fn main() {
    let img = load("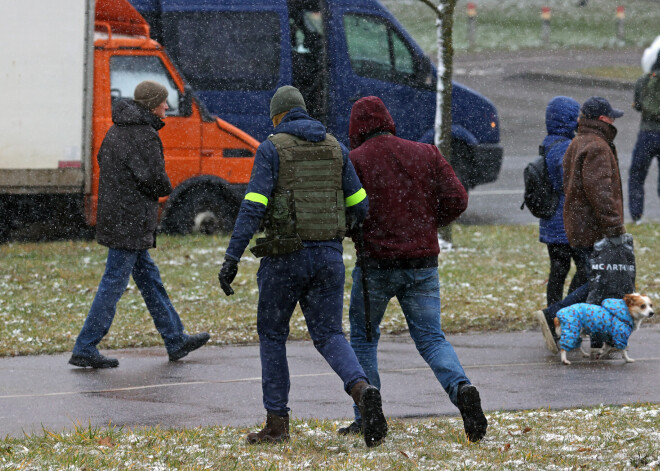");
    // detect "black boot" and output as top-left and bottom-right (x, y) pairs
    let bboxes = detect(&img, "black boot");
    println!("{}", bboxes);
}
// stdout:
(168, 332), (210, 361)
(457, 383), (488, 442)
(246, 412), (290, 444)
(68, 353), (119, 369)
(350, 381), (387, 447)
(337, 421), (362, 436)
